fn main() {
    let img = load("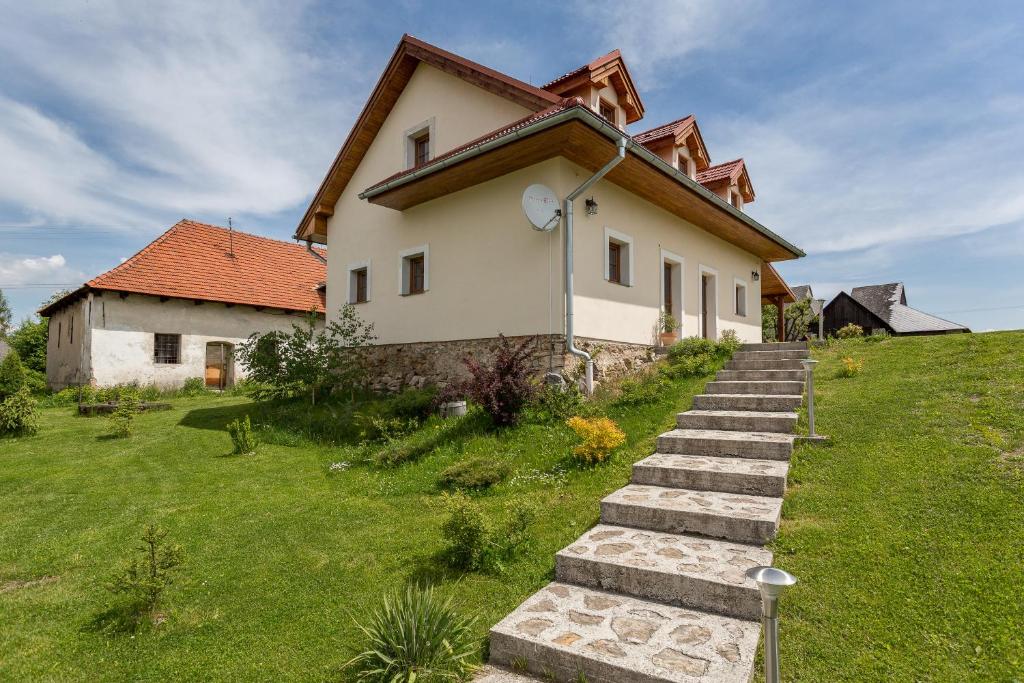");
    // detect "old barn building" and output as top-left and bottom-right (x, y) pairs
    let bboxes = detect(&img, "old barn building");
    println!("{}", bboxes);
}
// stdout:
(823, 282), (969, 337)
(40, 220), (326, 390)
